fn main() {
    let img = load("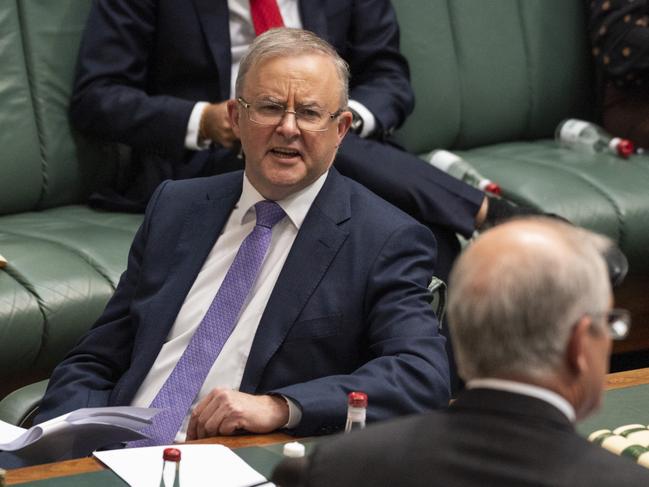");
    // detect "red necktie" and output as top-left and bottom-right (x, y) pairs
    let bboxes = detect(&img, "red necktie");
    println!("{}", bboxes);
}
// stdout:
(250, 0), (285, 36)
